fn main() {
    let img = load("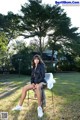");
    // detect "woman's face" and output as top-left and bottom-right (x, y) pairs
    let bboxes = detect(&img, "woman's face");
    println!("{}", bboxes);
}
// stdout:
(34, 58), (39, 65)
